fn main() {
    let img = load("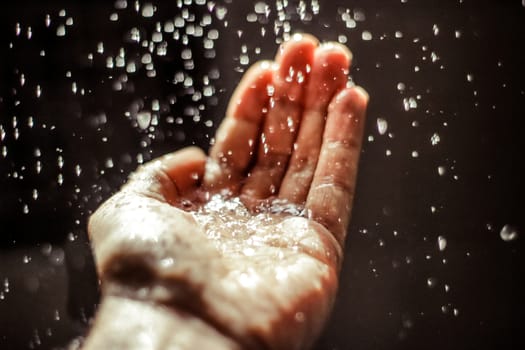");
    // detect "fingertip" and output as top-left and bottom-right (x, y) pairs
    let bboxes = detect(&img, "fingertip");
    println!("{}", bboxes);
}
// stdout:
(330, 85), (369, 113)
(352, 85), (370, 104)
(289, 32), (320, 47)
(161, 147), (207, 190)
(317, 42), (353, 67)
(245, 60), (274, 79)
(275, 33), (318, 71)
